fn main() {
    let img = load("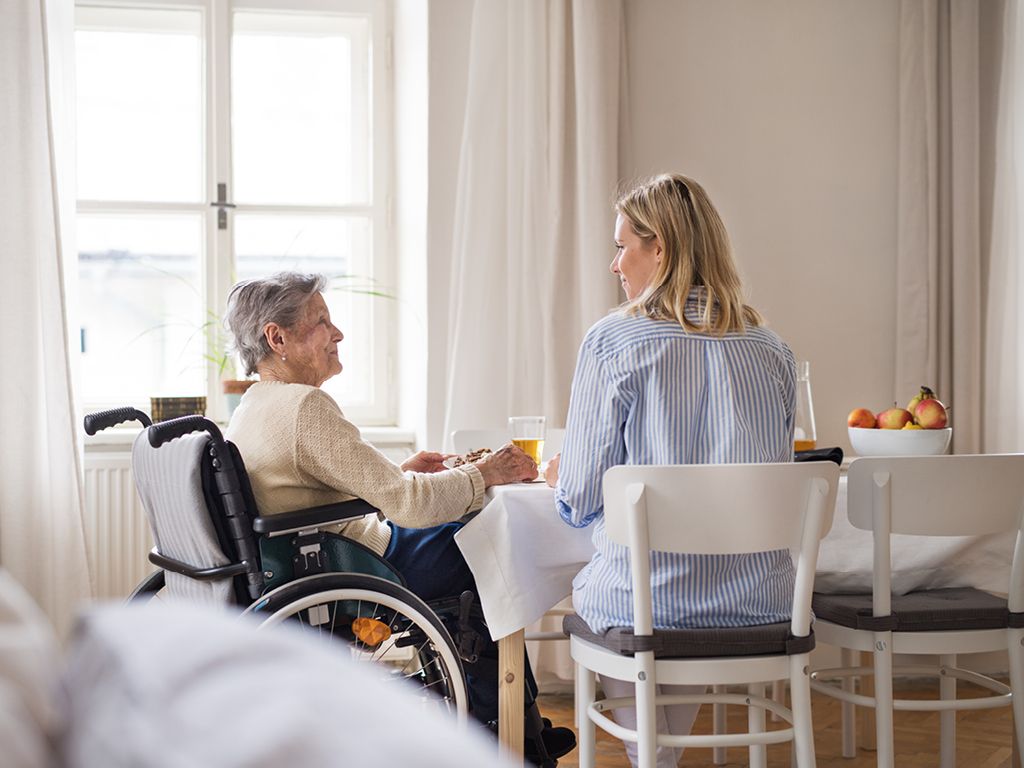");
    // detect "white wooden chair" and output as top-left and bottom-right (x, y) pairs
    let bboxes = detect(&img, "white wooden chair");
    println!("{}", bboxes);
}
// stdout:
(566, 462), (839, 768)
(809, 454), (1024, 768)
